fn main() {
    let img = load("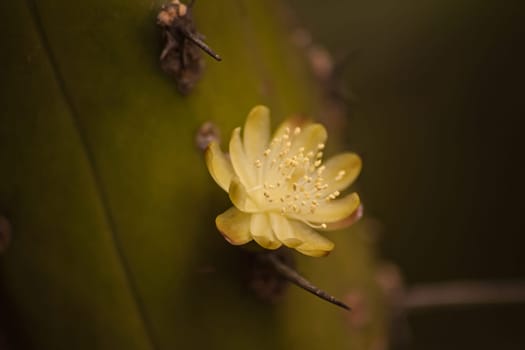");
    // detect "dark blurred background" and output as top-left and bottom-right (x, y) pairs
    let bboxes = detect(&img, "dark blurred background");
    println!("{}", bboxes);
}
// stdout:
(288, 0), (525, 349)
